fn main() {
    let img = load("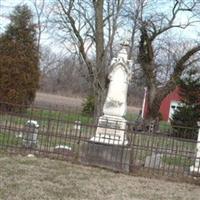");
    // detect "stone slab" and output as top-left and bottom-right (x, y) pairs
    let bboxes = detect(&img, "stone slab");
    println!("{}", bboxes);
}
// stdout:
(144, 153), (163, 169)
(81, 141), (130, 172)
